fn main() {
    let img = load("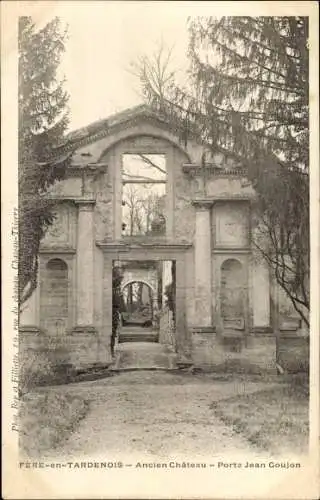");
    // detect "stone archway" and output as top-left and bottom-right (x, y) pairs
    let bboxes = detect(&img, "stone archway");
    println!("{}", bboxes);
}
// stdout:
(121, 279), (156, 296)
(121, 280), (156, 327)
